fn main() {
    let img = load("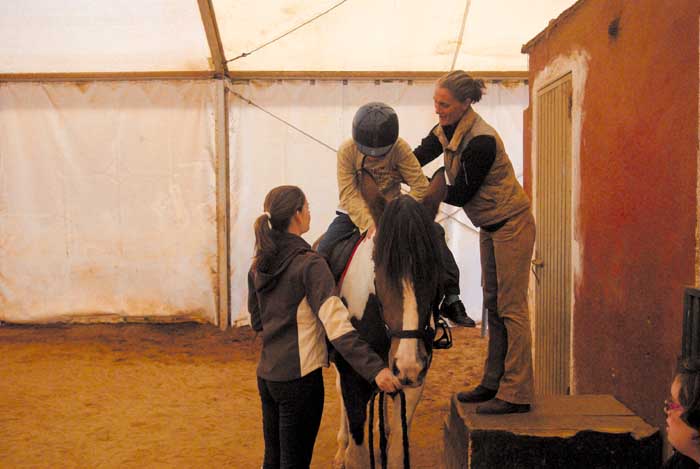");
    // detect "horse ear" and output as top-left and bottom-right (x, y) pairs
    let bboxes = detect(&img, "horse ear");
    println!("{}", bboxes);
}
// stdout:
(422, 167), (447, 219)
(358, 169), (386, 226)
